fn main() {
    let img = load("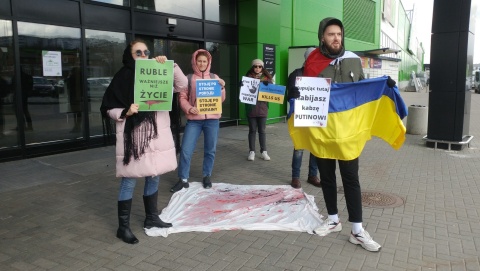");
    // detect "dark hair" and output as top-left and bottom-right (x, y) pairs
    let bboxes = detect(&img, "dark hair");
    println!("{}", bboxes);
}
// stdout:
(130, 39), (146, 47)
